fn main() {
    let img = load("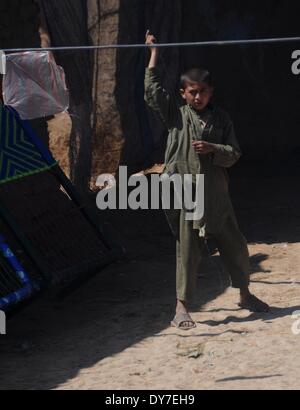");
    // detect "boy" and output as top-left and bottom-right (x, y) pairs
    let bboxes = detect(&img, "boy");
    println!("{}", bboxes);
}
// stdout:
(144, 31), (269, 330)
